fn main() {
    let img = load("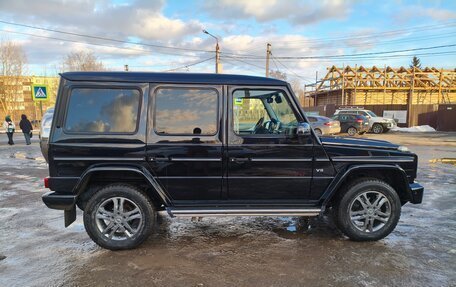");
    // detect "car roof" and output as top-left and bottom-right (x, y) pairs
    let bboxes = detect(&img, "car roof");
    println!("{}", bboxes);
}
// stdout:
(60, 72), (288, 86)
